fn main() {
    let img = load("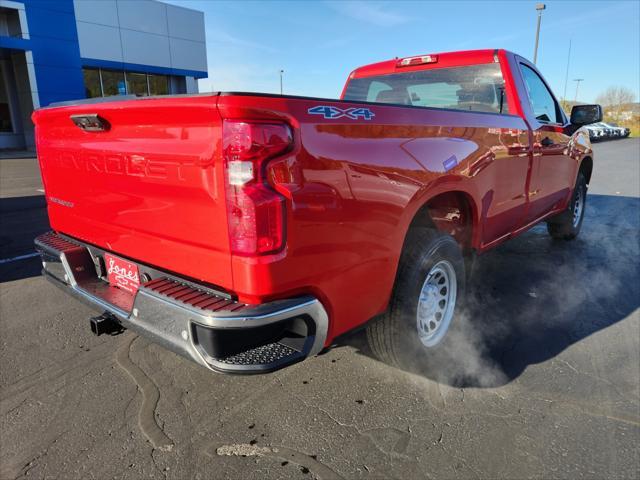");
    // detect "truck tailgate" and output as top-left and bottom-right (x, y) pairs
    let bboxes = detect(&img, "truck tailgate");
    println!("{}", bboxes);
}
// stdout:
(33, 94), (232, 289)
